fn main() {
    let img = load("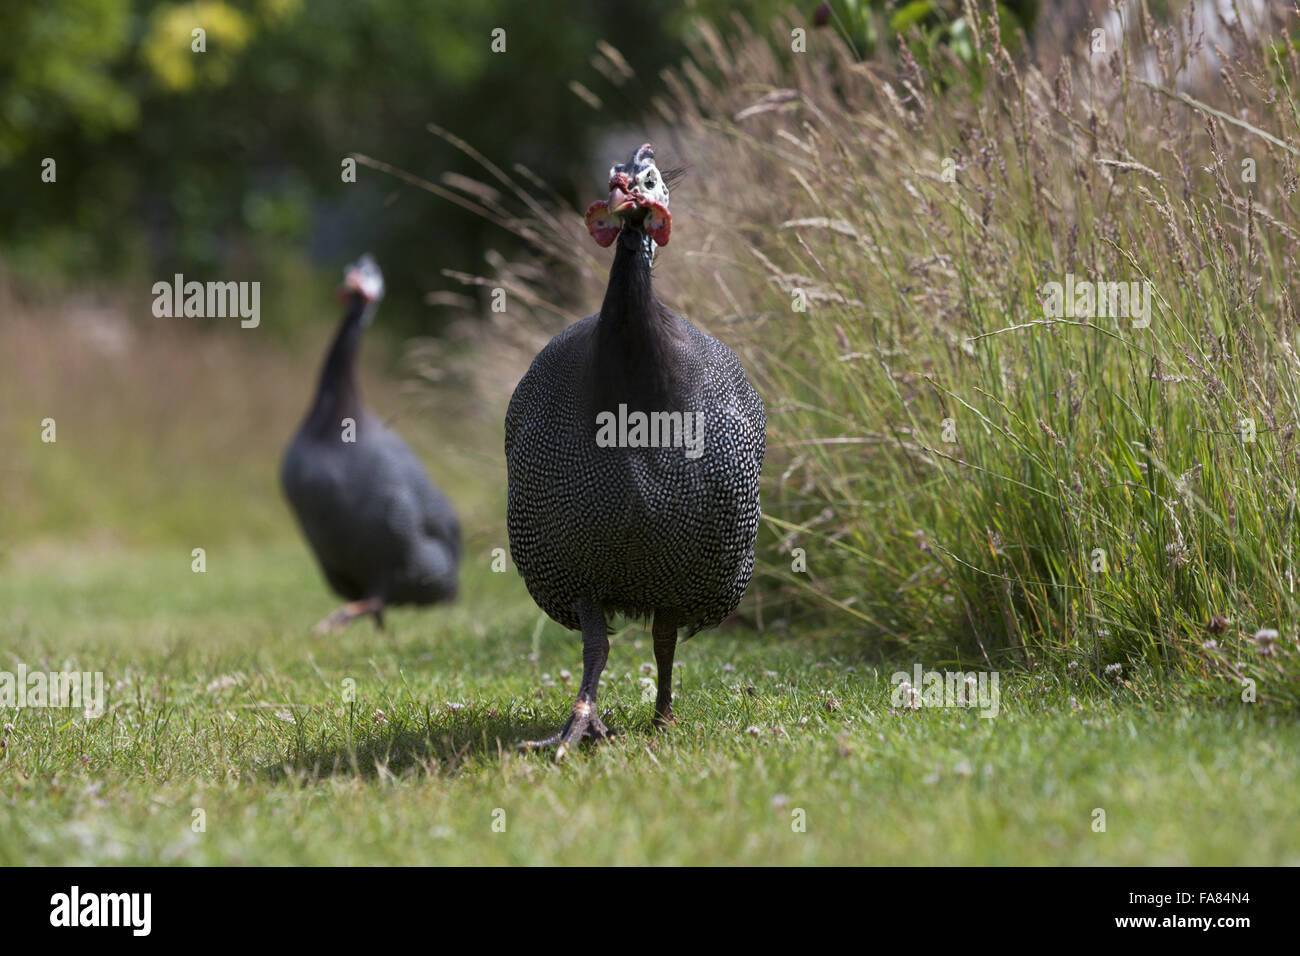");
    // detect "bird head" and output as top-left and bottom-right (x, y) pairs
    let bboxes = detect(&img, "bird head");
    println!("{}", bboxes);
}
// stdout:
(338, 254), (385, 307)
(585, 143), (672, 248)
